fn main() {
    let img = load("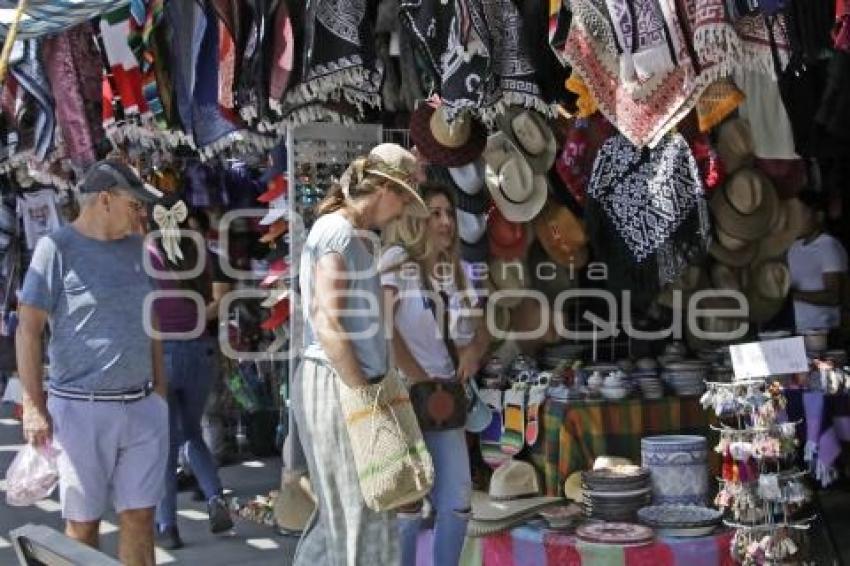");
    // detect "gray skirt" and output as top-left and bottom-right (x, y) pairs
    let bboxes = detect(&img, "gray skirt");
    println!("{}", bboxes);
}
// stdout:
(292, 359), (399, 566)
